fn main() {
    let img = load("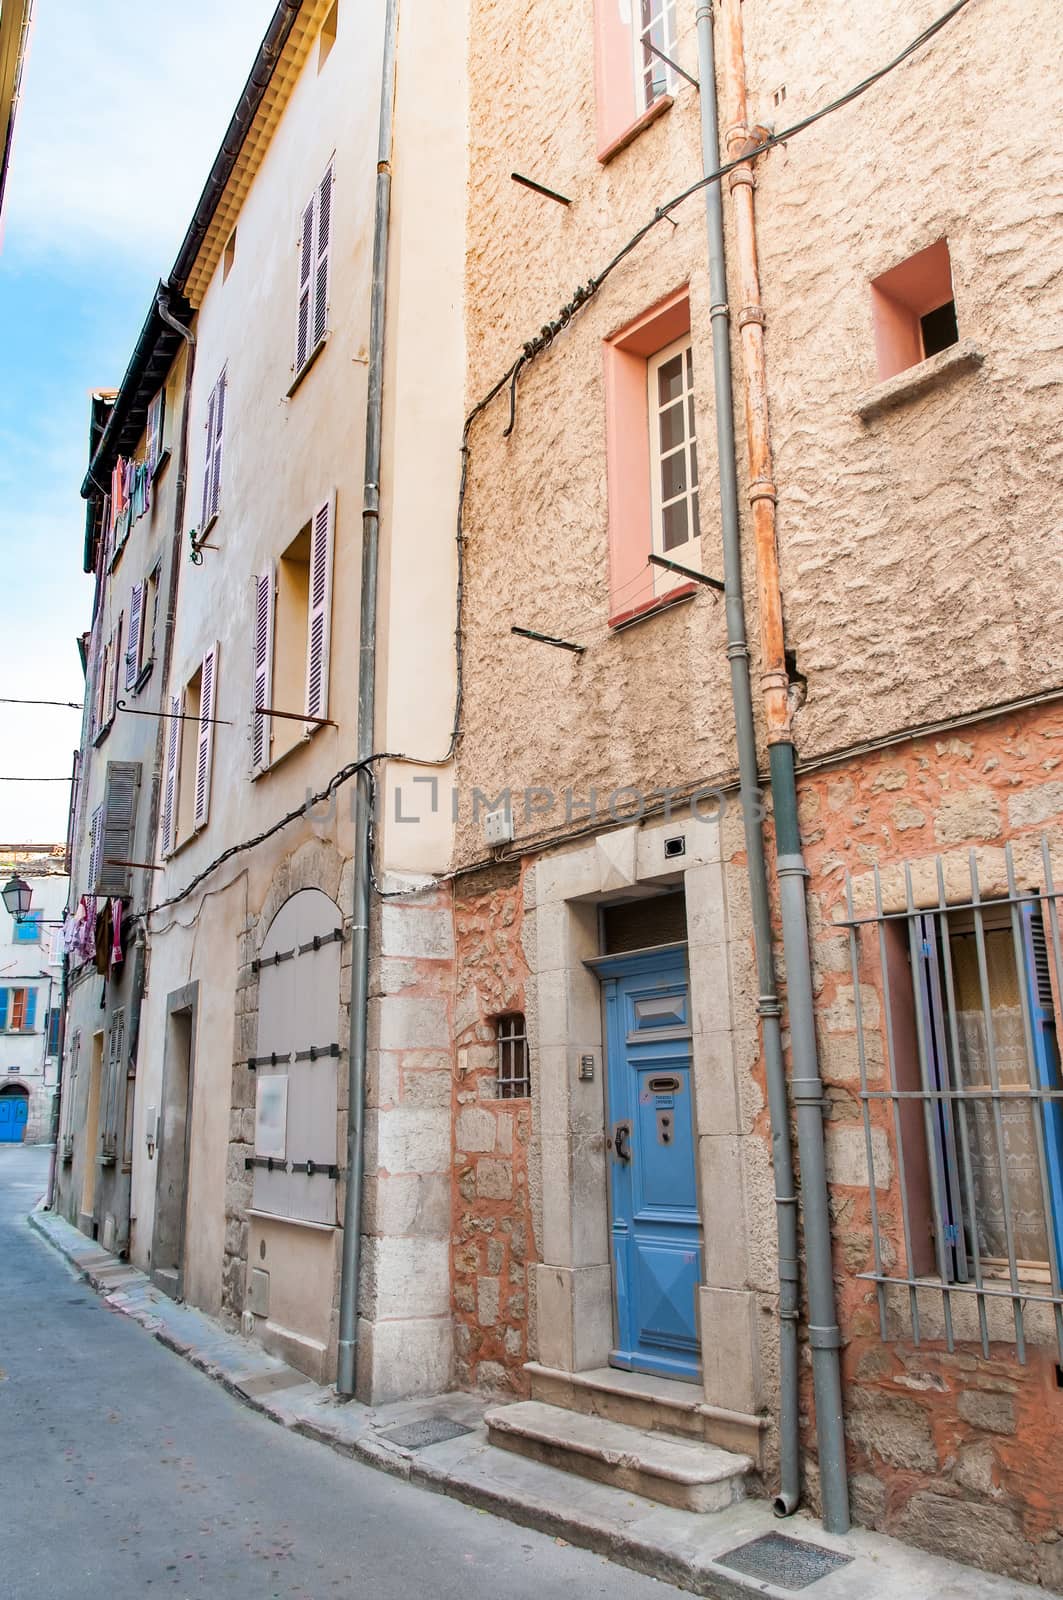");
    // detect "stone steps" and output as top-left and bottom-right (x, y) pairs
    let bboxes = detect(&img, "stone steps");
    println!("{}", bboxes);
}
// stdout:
(484, 1399), (753, 1513)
